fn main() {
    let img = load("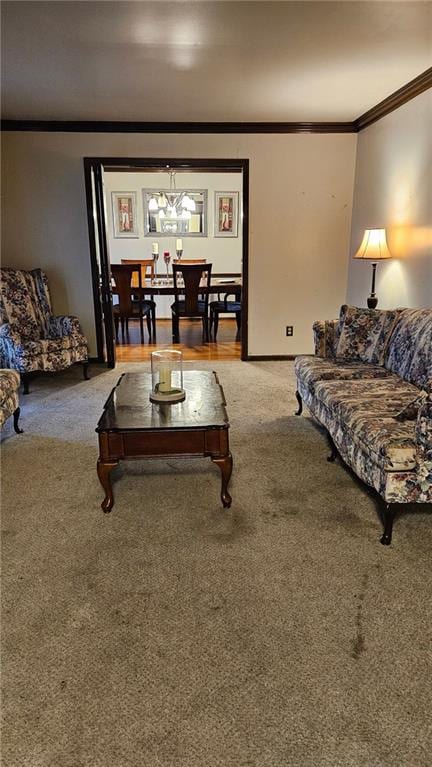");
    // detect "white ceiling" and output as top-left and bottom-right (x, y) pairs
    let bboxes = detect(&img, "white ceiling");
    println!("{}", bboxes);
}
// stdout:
(1, 1), (431, 122)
